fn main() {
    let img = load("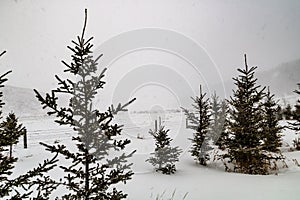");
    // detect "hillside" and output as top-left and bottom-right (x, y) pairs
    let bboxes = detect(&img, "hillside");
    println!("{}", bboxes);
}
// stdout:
(214, 59), (300, 101)
(1, 85), (44, 117)
(1, 58), (299, 116)
(256, 59), (300, 96)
